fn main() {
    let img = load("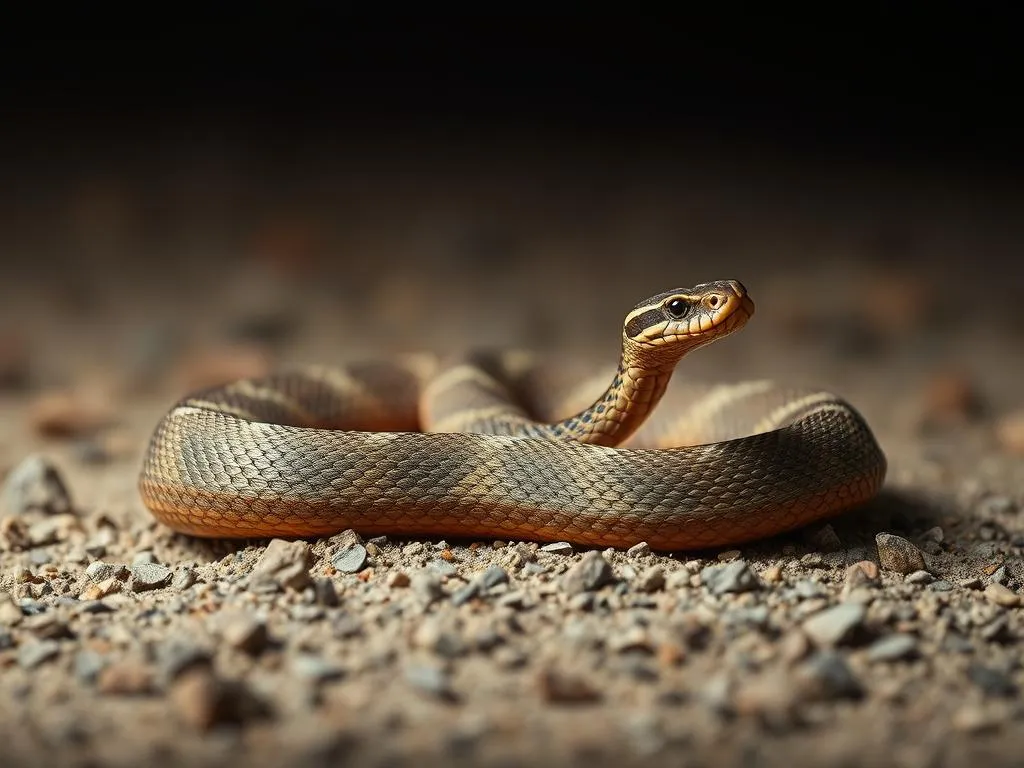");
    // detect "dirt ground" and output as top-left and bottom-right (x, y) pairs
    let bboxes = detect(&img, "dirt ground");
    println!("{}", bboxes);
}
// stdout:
(1, 137), (1023, 767)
